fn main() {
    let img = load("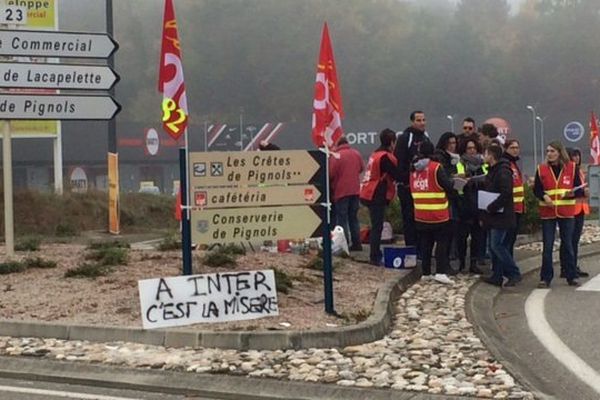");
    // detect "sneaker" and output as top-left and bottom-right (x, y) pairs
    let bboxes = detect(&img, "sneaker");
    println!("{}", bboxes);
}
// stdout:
(434, 273), (454, 284)
(482, 276), (503, 287)
(421, 274), (432, 281)
(577, 268), (590, 278)
(567, 280), (580, 287)
(504, 276), (522, 287)
(469, 265), (483, 275)
(537, 281), (550, 289)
